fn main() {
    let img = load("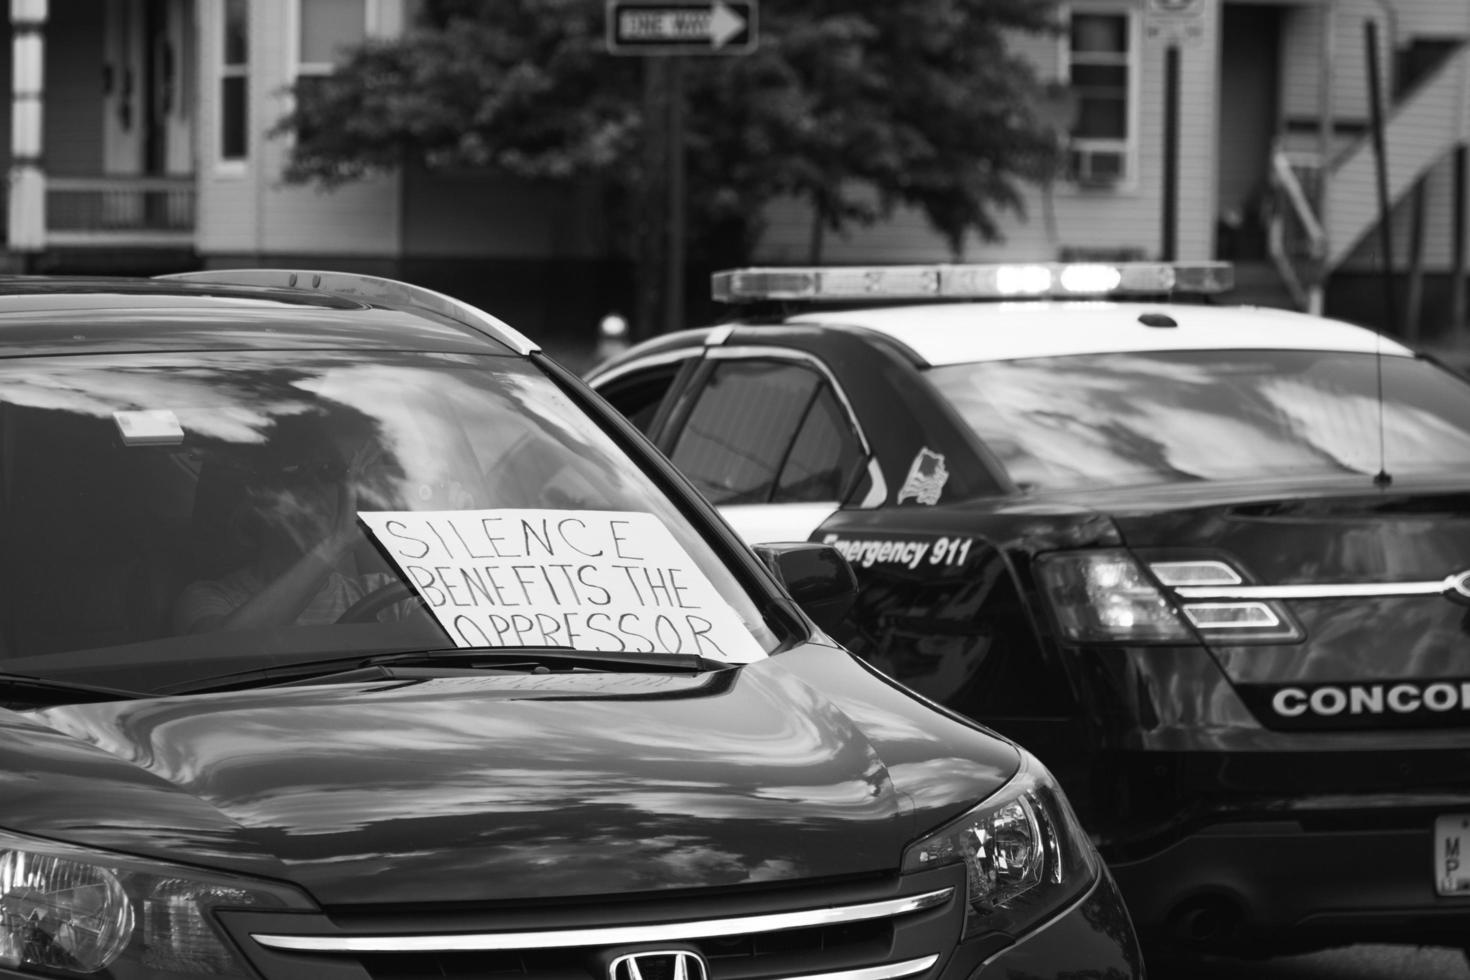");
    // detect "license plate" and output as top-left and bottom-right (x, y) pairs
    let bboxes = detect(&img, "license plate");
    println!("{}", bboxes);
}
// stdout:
(1434, 815), (1470, 895)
